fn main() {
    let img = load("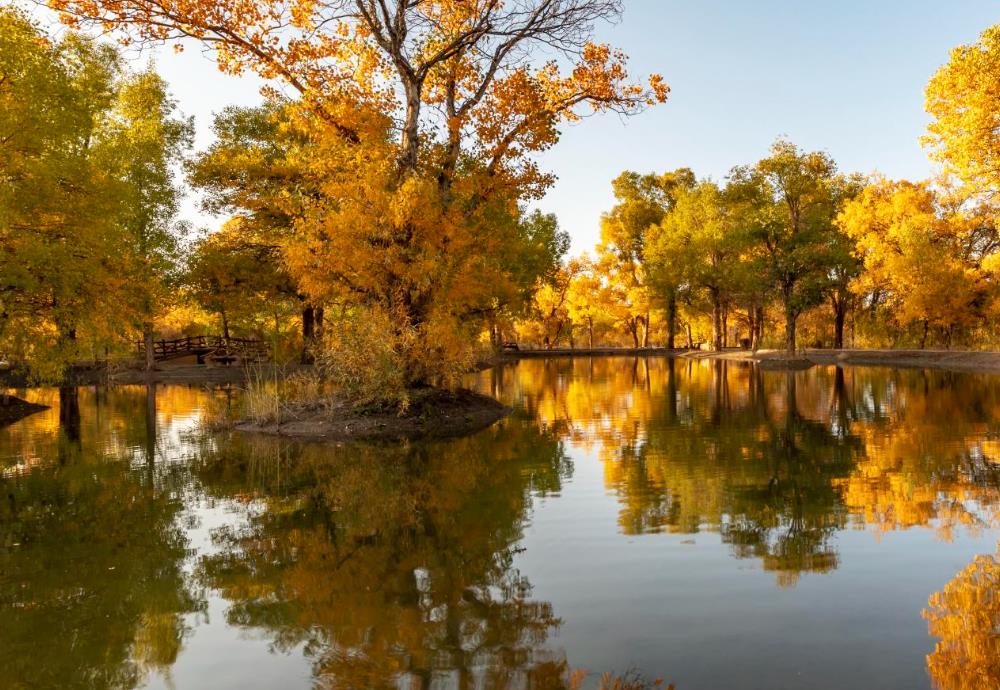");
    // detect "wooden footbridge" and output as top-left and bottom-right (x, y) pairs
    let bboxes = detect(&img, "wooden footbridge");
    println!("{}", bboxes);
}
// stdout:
(137, 335), (270, 365)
